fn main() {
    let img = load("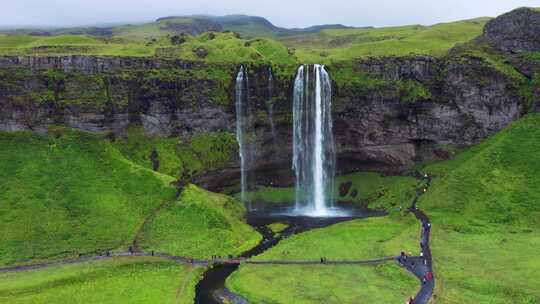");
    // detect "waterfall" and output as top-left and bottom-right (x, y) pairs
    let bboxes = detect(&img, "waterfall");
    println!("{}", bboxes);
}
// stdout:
(266, 67), (277, 141)
(292, 64), (336, 216)
(235, 66), (250, 204)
